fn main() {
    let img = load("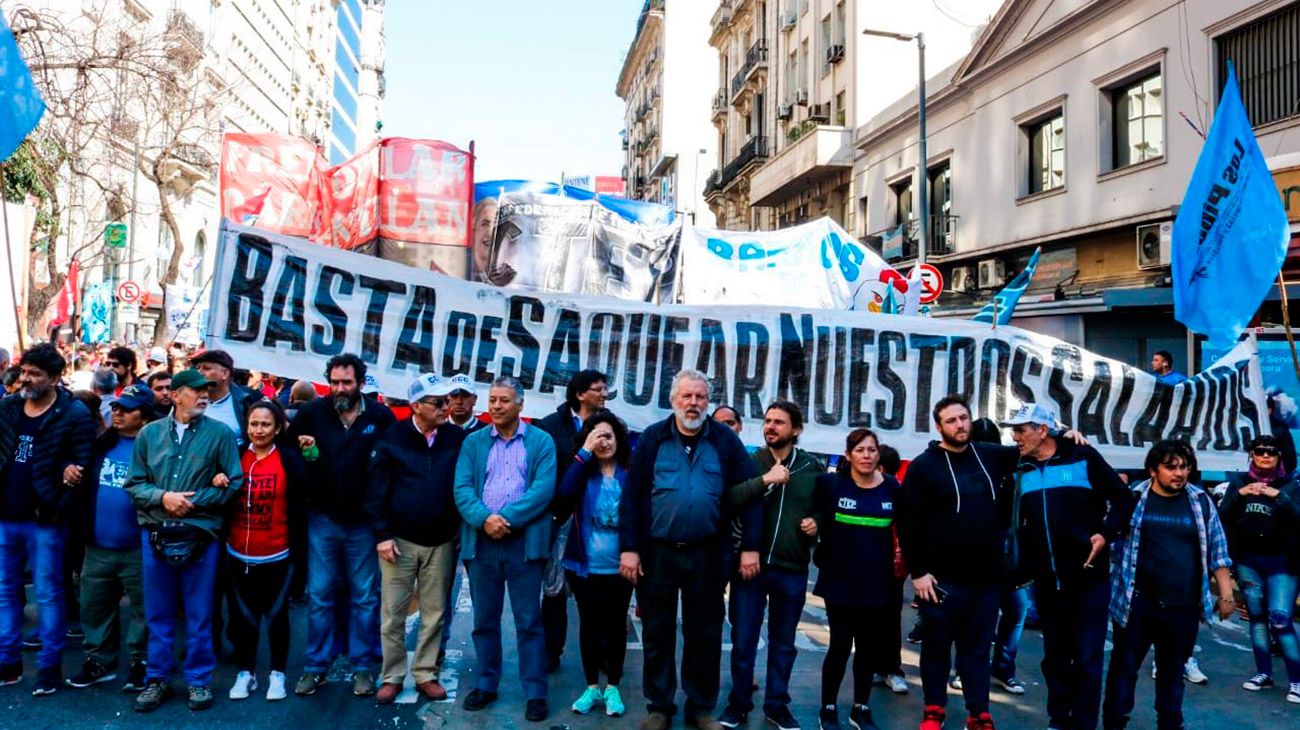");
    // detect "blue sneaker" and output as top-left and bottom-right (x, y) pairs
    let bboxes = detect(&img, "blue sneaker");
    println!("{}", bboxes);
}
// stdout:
(604, 685), (626, 717)
(571, 686), (602, 714)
